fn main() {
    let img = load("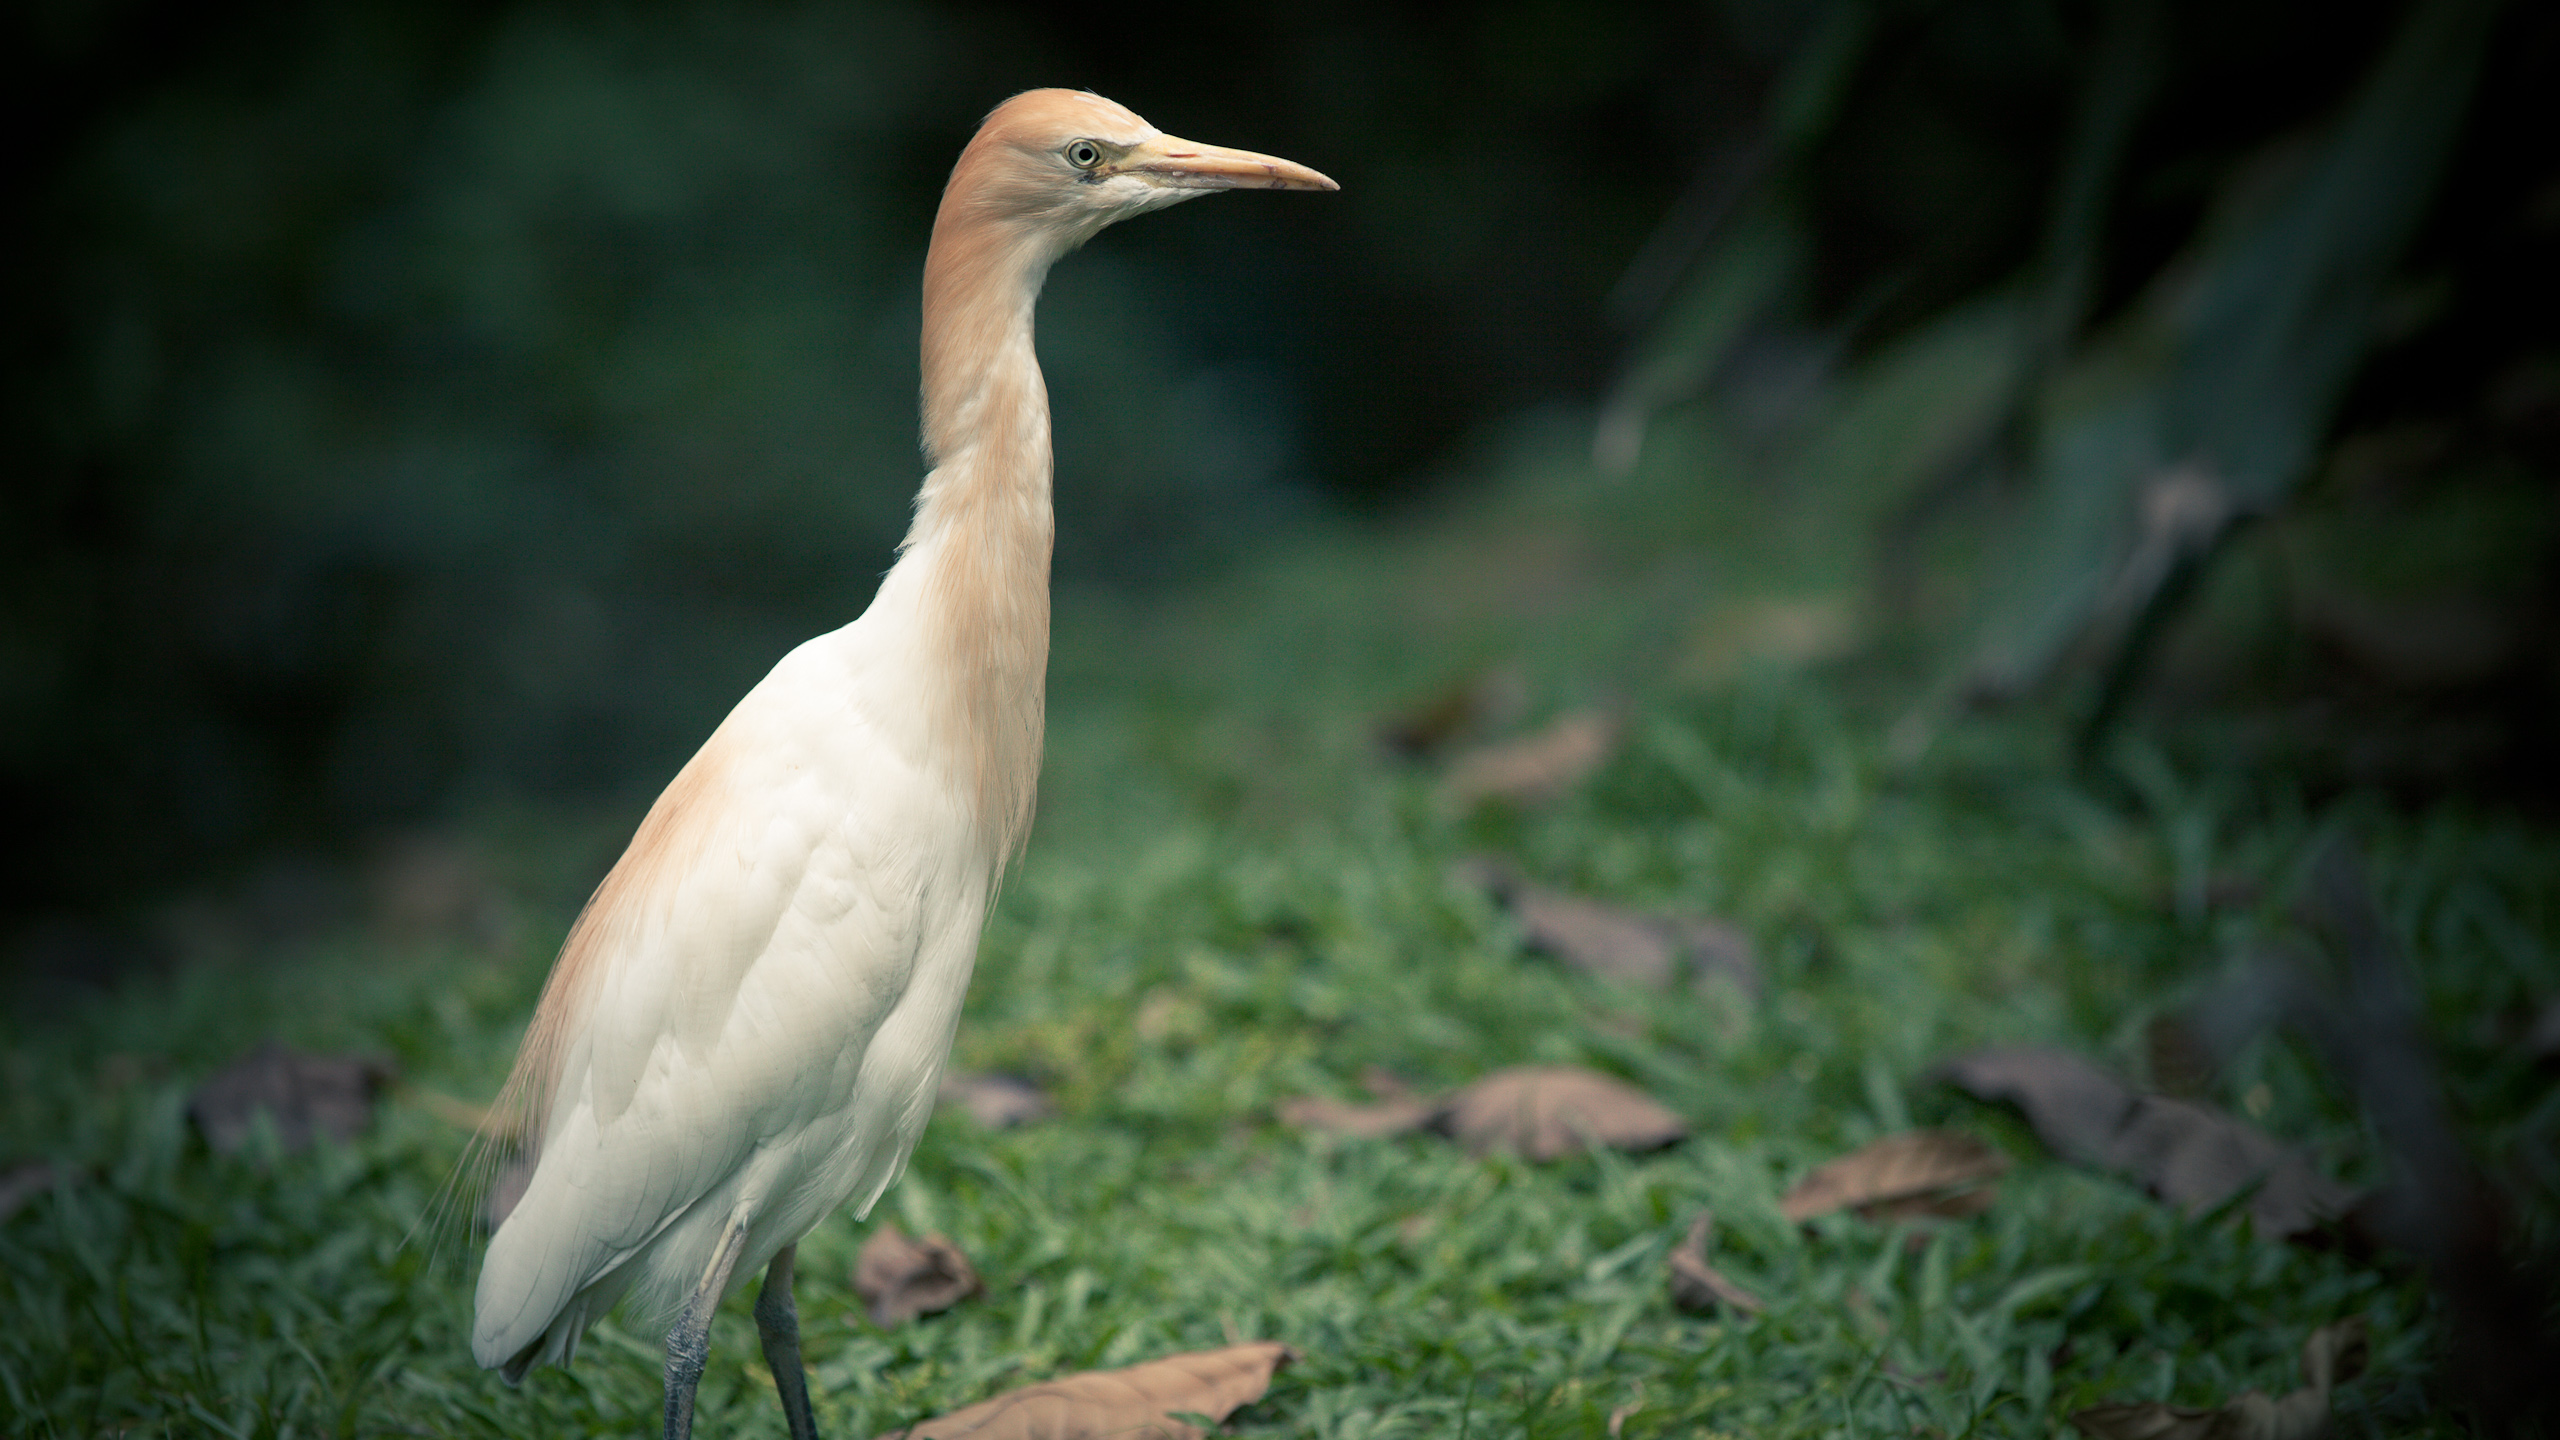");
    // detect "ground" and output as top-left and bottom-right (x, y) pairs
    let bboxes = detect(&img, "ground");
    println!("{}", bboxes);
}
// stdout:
(5, 414), (2554, 1437)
